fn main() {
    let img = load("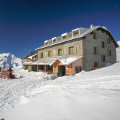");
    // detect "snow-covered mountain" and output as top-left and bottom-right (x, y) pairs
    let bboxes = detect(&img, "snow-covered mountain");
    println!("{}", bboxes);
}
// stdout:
(0, 53), (22, 69)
